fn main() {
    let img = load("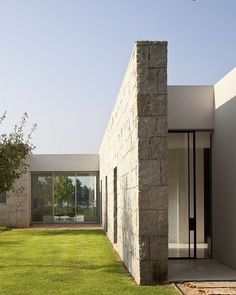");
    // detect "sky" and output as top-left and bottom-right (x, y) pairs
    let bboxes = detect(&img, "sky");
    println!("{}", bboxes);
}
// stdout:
(0, 0), (236, 154)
